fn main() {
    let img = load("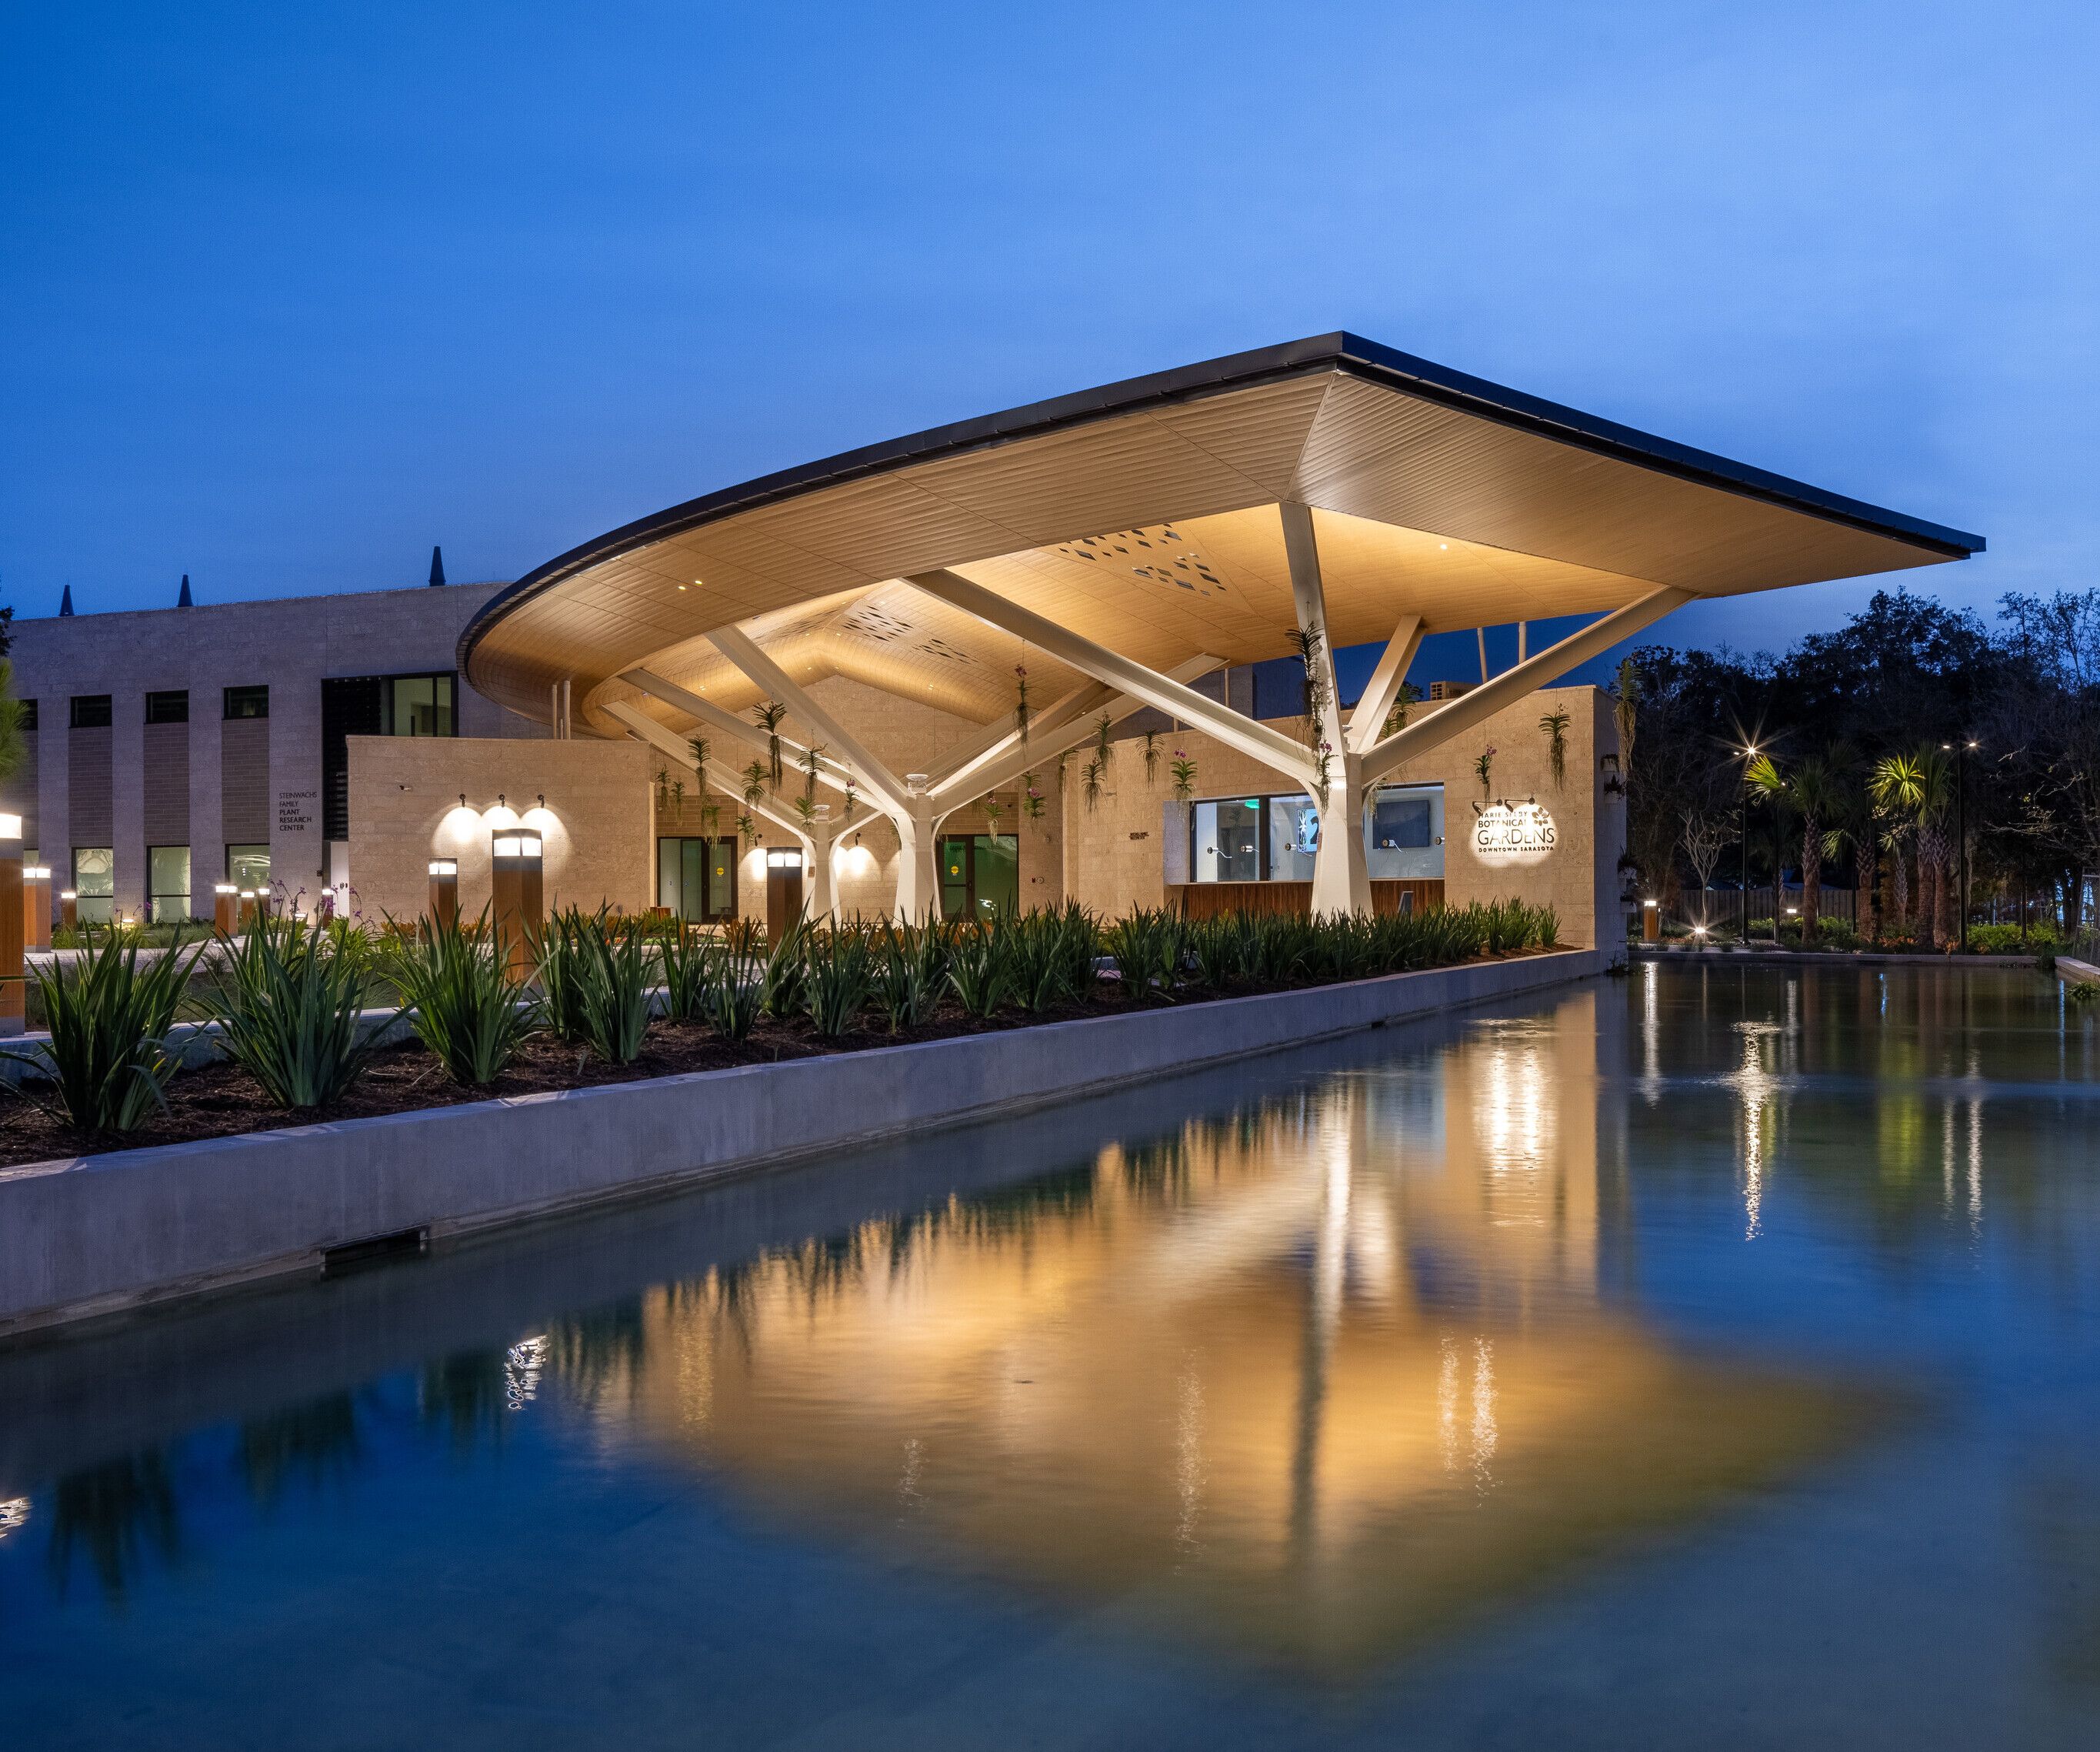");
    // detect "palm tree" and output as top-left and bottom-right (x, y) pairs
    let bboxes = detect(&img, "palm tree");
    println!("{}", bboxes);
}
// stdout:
(1872, 749), (1955, 948)
(1748, 750), (1843, 942)
(1821, 768), (1886, 943)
